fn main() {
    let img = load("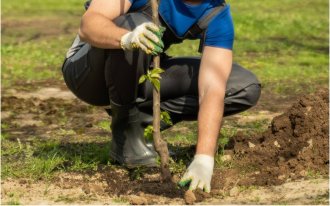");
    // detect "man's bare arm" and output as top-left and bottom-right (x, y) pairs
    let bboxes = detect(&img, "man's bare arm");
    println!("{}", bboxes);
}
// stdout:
(179, 46), (232, 192)
(78, 0), (132, 49)
(197, 46), (232, 156)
